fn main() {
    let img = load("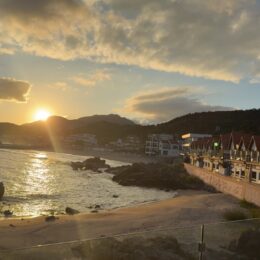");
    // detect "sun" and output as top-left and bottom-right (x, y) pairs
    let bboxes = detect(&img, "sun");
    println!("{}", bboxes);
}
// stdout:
(34, 109), (51, 121)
